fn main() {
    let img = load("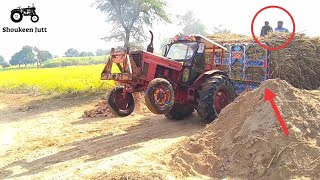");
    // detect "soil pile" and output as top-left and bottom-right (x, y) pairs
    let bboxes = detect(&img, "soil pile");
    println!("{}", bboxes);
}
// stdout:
(83, 100), (115, 118)
(208, 33), (320, 90)
(170, 79), (320, 179)
(83, 92), (149, 118)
